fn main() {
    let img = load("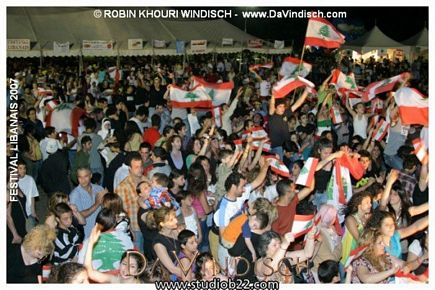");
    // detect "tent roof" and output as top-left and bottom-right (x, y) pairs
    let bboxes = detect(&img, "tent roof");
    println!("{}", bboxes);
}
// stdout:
(8, 7), (290, 57)
(402, 27), (428, 47)
(342, 25), (408, 52)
